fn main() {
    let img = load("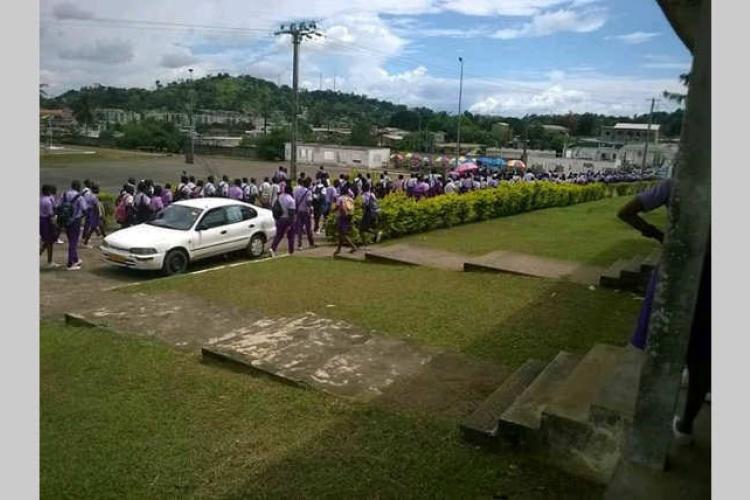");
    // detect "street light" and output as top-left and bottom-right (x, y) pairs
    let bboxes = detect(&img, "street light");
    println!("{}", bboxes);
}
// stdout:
(185, 68), (195, 164)
(456, 56), (464, 168)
